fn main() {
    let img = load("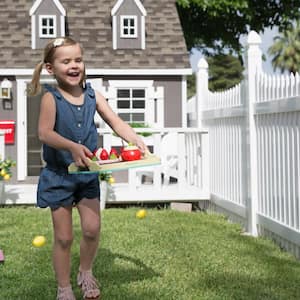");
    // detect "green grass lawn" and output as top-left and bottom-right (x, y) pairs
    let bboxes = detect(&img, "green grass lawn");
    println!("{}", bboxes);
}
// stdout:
(1, 207), (300, 300)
